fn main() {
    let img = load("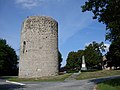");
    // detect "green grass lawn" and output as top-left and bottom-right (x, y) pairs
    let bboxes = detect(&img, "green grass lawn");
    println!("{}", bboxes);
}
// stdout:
(97, 78), (120, 90)
(76, 70), (120, 80)
(6, 73), (72, 82)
